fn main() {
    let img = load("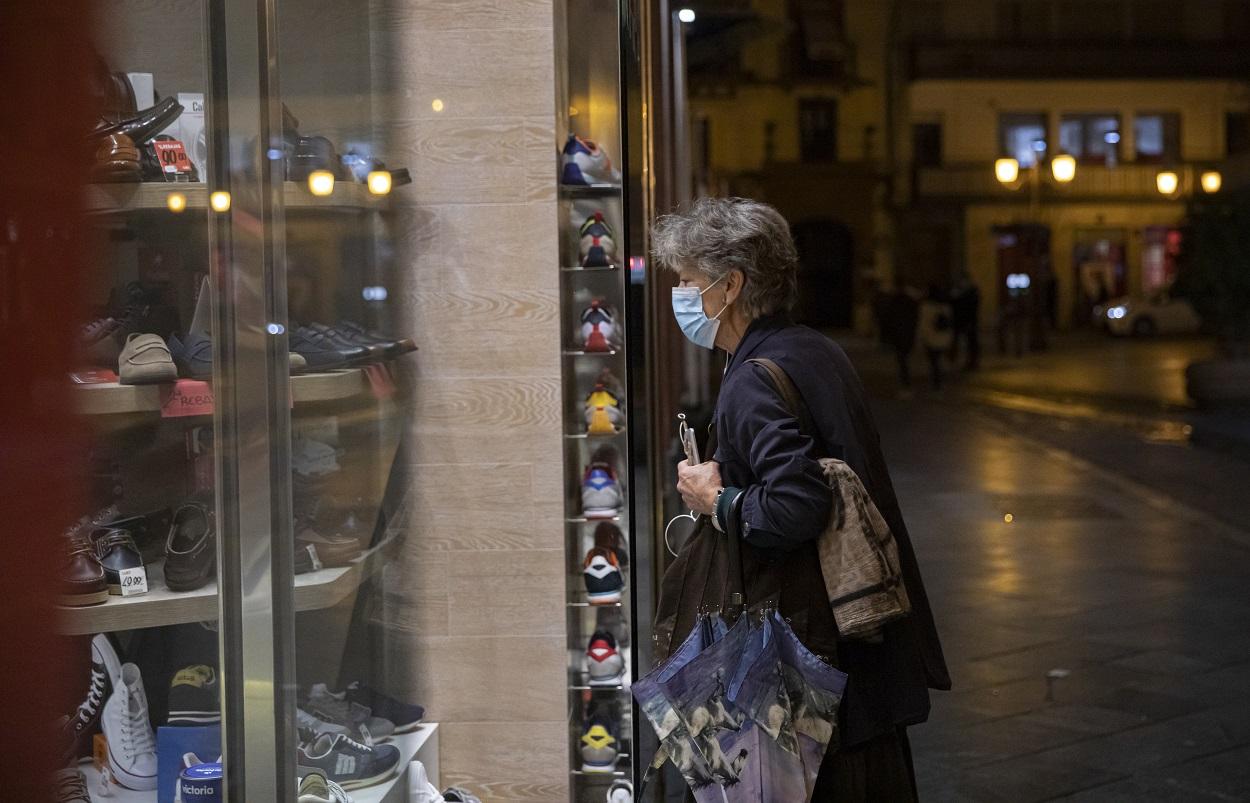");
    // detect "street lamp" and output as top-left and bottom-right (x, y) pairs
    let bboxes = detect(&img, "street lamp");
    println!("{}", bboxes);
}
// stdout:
(1156, 170), (1179, 195)
(1050, 154), (1076, 183)
(995, 158), (1020, 185)
(1201, 170), (1222, 193)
